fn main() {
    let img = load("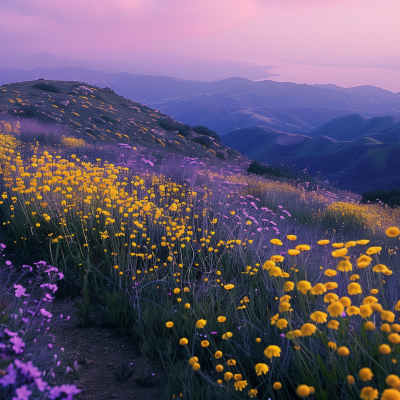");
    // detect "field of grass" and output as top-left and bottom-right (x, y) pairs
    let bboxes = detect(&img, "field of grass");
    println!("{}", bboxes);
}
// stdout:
(1, 119), (400, 400)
